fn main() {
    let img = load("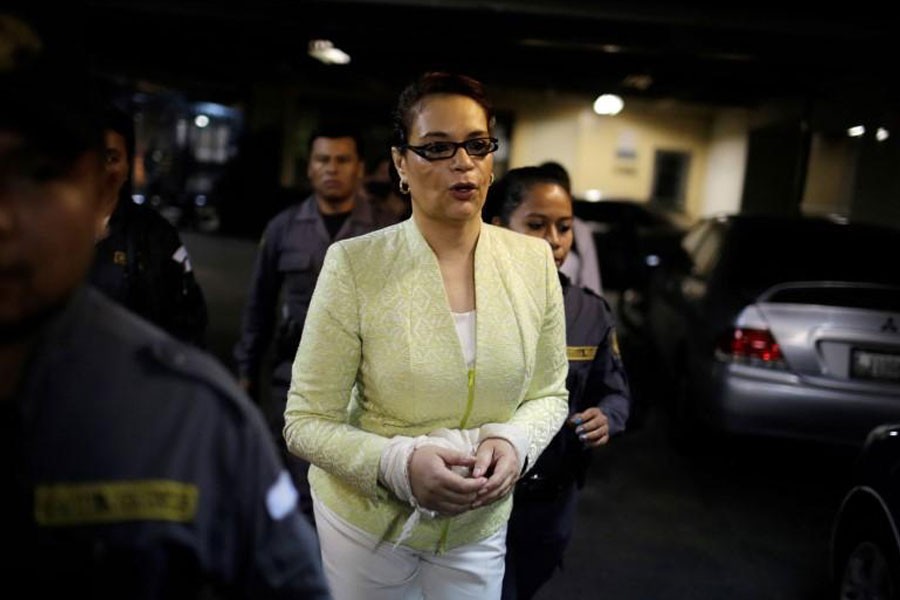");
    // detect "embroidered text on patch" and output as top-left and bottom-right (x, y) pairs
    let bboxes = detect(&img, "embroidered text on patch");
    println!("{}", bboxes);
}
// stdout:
(35, 480), (199, 526)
